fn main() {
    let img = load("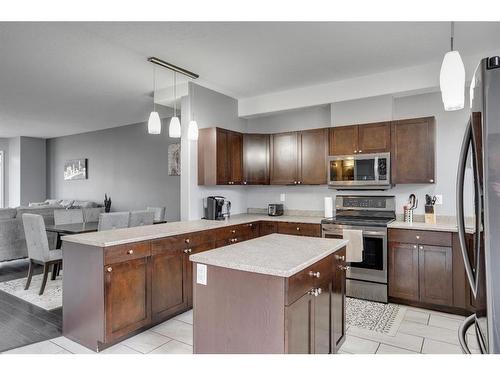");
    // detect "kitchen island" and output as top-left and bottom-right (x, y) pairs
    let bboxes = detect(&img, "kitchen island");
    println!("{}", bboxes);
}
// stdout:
(61, 214), (326, 351)
(190, 234), (348, 354)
